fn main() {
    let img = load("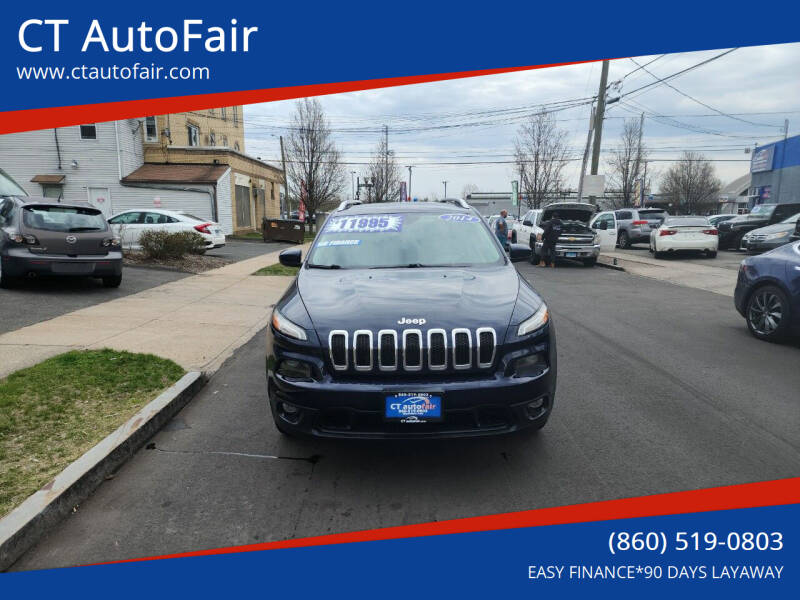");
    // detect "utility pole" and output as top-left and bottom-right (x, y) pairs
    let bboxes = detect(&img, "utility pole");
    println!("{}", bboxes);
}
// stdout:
(279, 135), (289, 216)
(635, 112), (645, 207)
(350, 170), (356, 201)
(589, 60), (610, 205)
(577, 103), (596, 202)
(406, 165), (413, 201)
(442, 180), (448, 198)
(384, 124), (389, 202)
